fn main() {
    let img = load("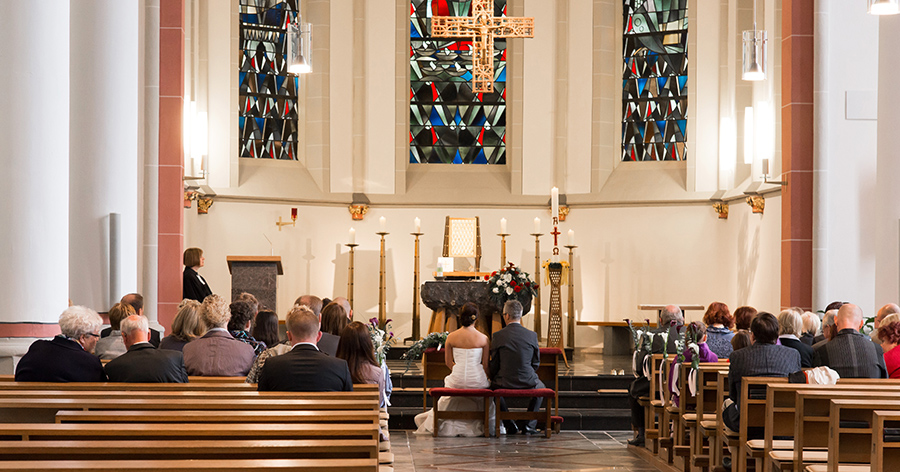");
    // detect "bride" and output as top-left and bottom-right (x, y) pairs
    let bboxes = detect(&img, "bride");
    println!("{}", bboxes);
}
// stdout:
(414, 302), (498, 436)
